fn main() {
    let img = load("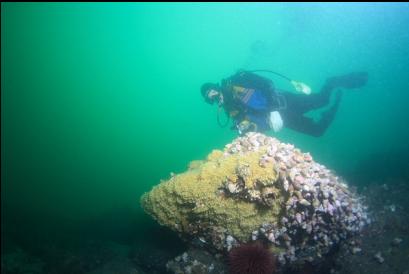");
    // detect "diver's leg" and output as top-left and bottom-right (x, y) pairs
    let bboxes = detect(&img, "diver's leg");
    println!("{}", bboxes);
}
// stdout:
(282, 91), (342, 137)
(282, 71), (367, 114)
(316, 90), (343, 134)
(282, 112), (326, 137)
(283, 90), (332, 115)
